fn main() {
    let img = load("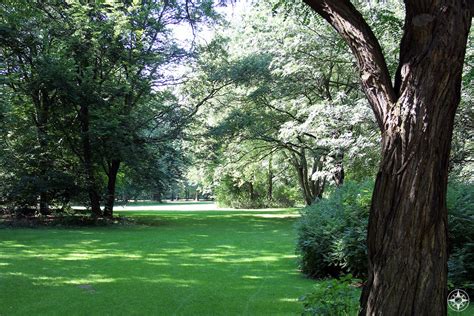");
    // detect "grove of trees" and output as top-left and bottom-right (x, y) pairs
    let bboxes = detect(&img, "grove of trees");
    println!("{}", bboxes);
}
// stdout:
(1, 0), (219, 217)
